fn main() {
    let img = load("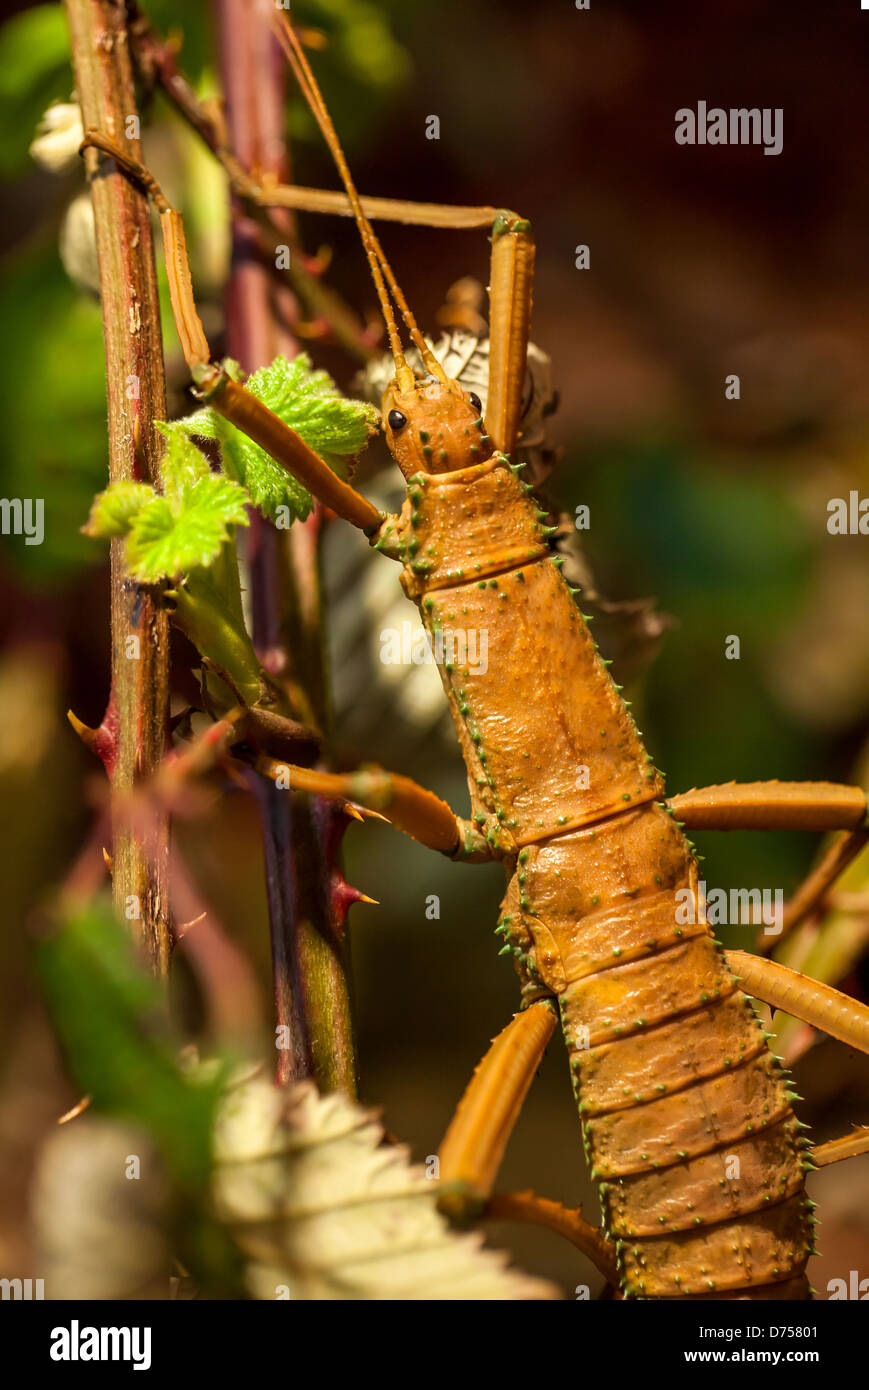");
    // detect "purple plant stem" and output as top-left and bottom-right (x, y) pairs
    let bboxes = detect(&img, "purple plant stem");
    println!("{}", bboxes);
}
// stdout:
(216, 0), (357, 1092)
